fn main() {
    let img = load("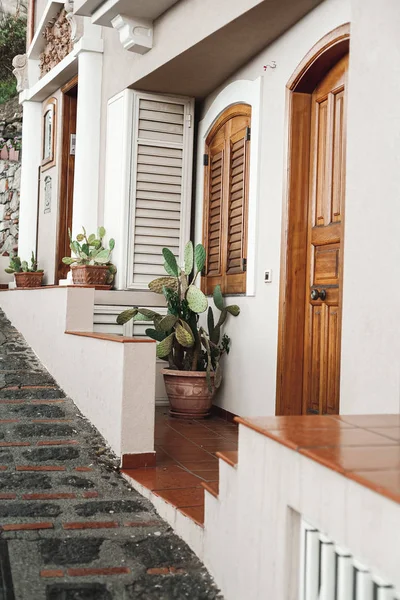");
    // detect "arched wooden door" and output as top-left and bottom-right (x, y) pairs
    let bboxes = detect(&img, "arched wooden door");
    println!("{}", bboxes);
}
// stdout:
(303, 54), (348, 414)
(276, 25), (350, 416)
